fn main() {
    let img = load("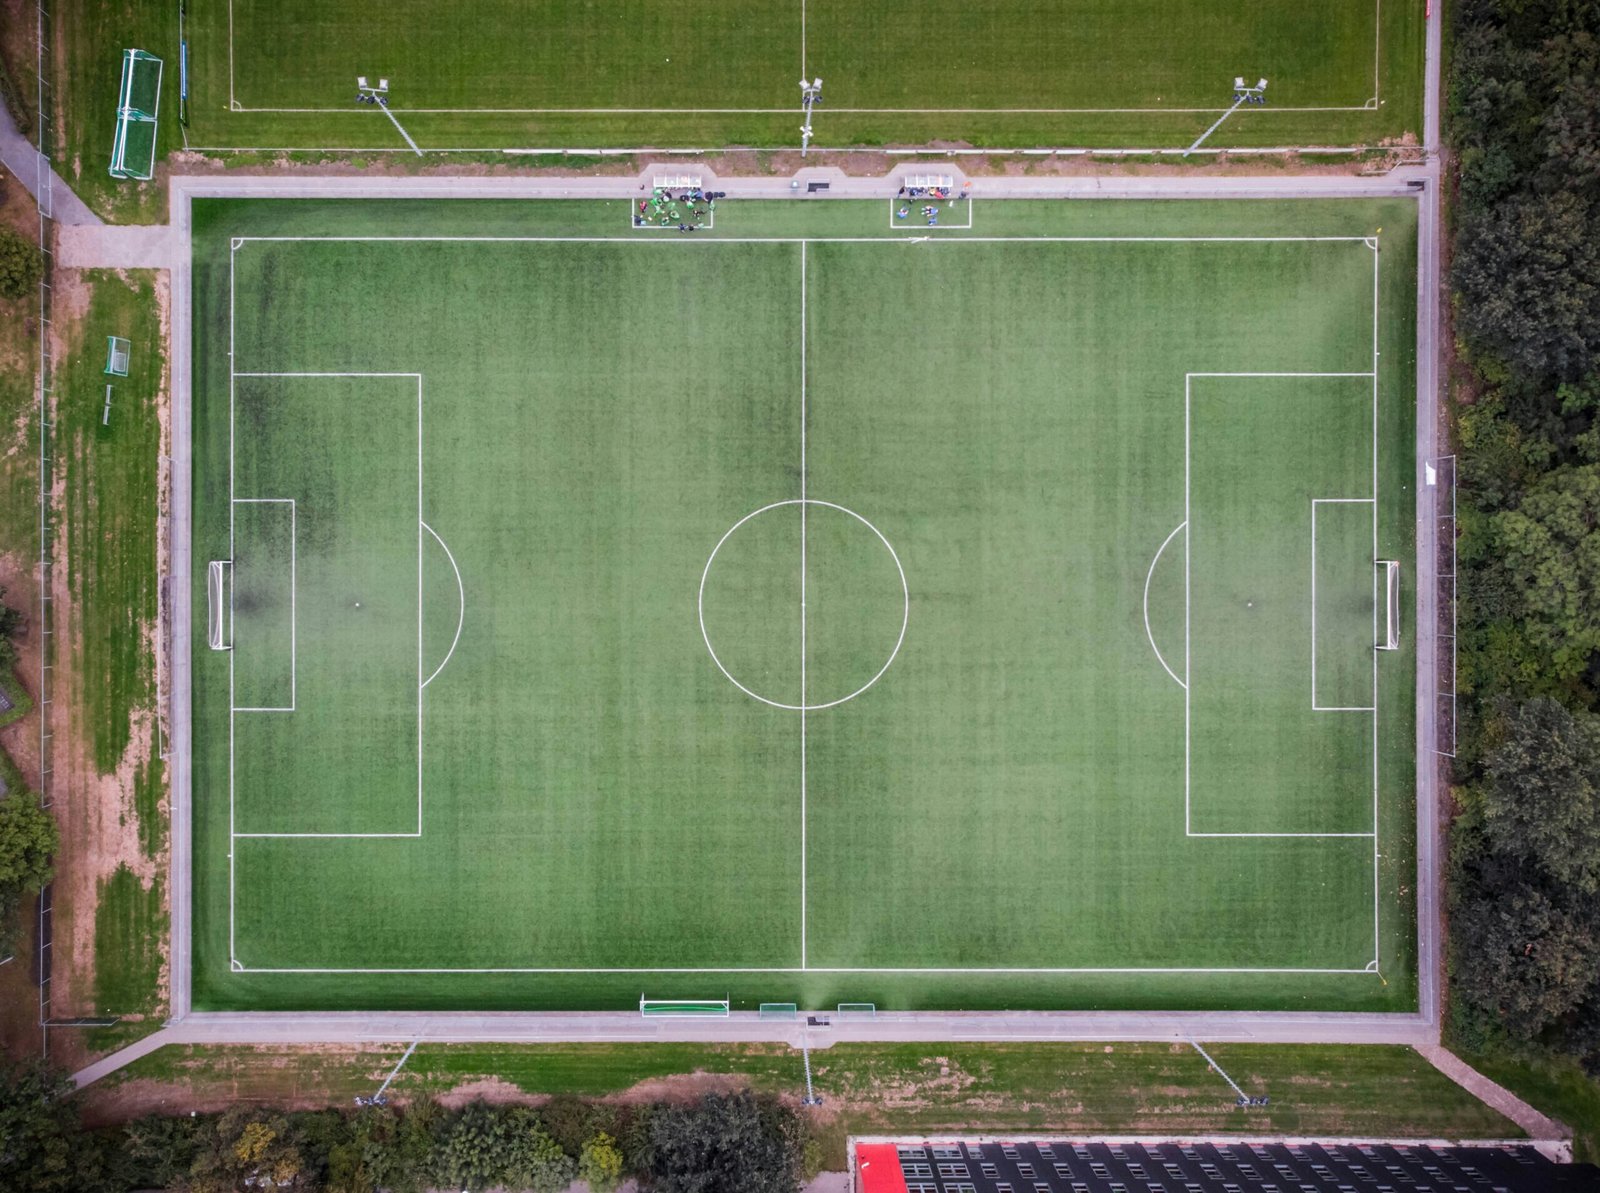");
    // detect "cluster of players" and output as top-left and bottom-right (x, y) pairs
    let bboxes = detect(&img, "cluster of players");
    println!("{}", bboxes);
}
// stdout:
(896, 188), (964, 226)
(898, 184), (954, 200)
(635, 186), (725, 231)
